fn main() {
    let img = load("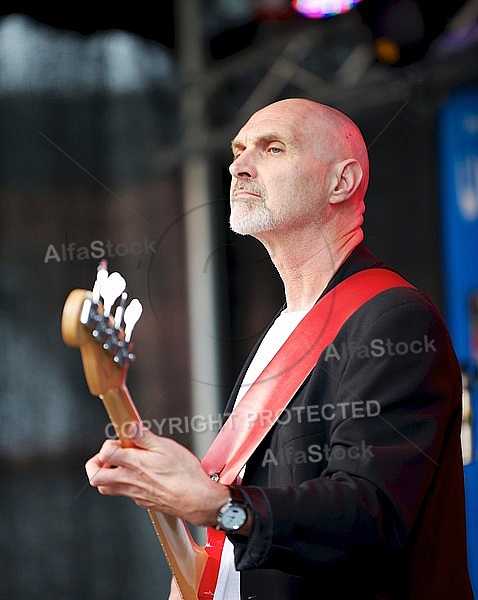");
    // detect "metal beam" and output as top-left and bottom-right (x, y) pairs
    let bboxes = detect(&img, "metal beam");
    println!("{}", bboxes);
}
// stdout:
(177, 0), (221, 460)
